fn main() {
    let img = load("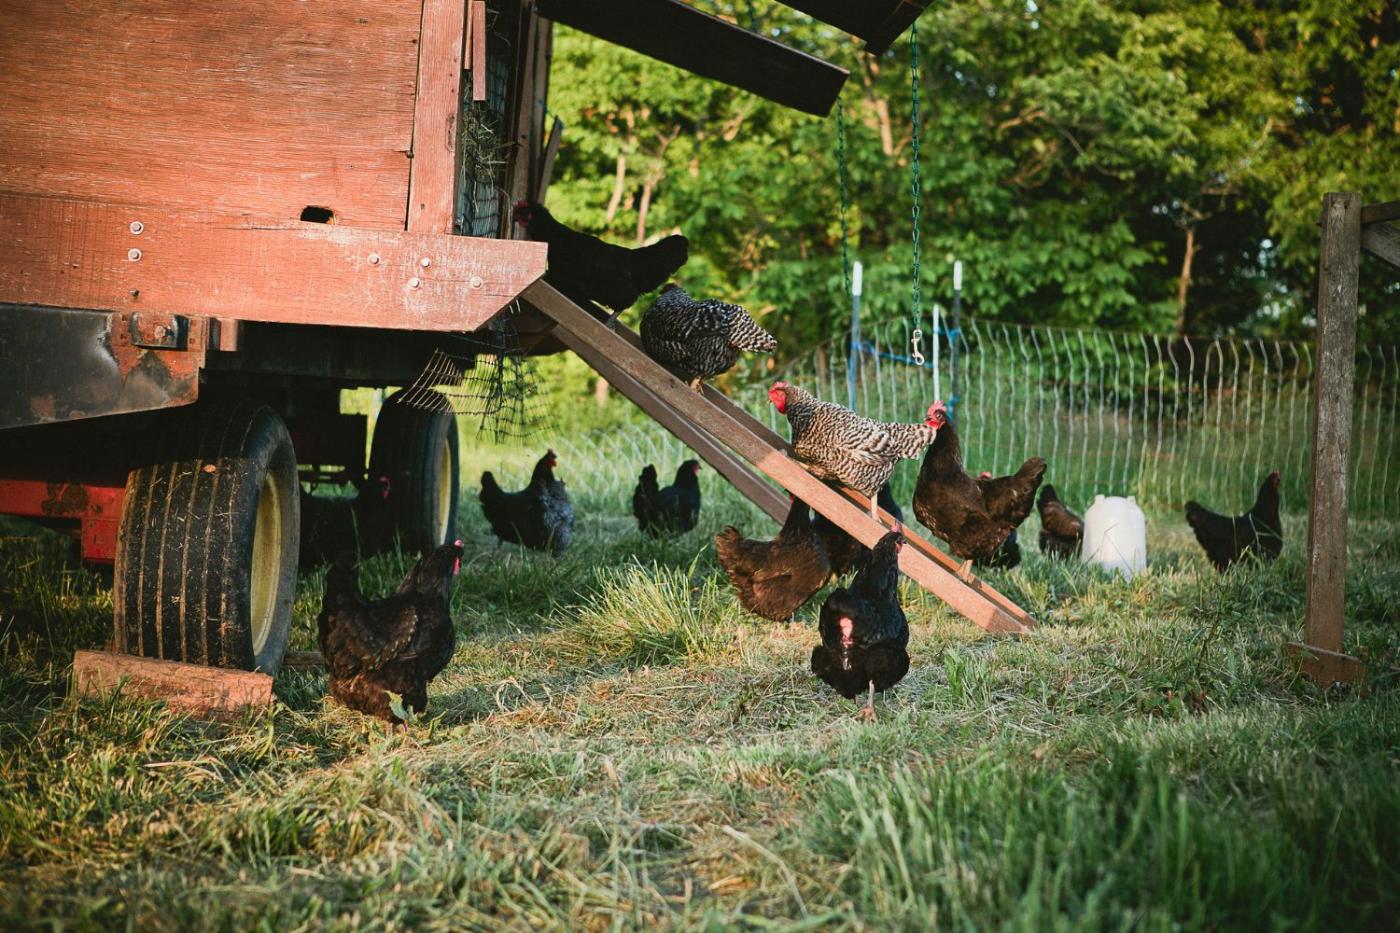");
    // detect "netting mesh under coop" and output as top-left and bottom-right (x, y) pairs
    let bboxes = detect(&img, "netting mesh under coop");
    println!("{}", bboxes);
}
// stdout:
(396, 313), (555, 443)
